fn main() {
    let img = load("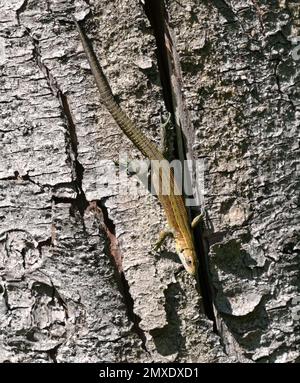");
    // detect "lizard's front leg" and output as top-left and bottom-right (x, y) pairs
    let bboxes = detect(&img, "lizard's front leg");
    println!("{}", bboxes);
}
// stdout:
(153, 228), (175, 251)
